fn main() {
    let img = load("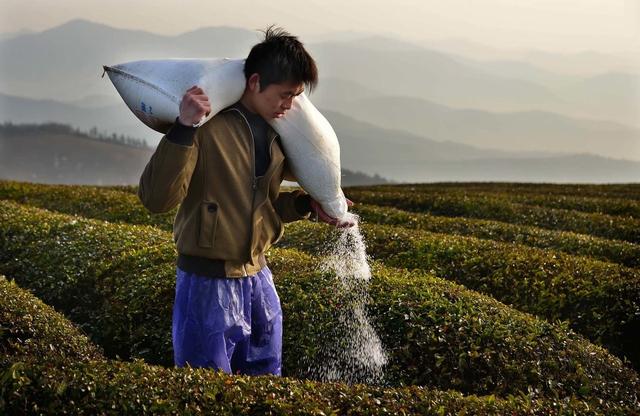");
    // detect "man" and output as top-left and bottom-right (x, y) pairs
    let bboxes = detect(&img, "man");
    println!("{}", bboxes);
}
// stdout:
(137, 25), (353, 376)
